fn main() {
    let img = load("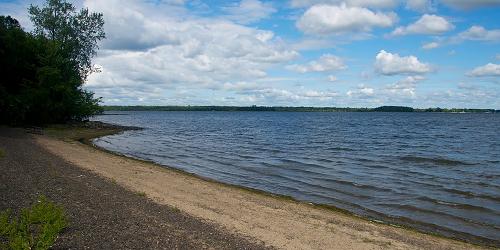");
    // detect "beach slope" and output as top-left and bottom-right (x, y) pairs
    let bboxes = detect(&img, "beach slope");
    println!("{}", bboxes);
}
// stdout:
(0, 128), (268, 249)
